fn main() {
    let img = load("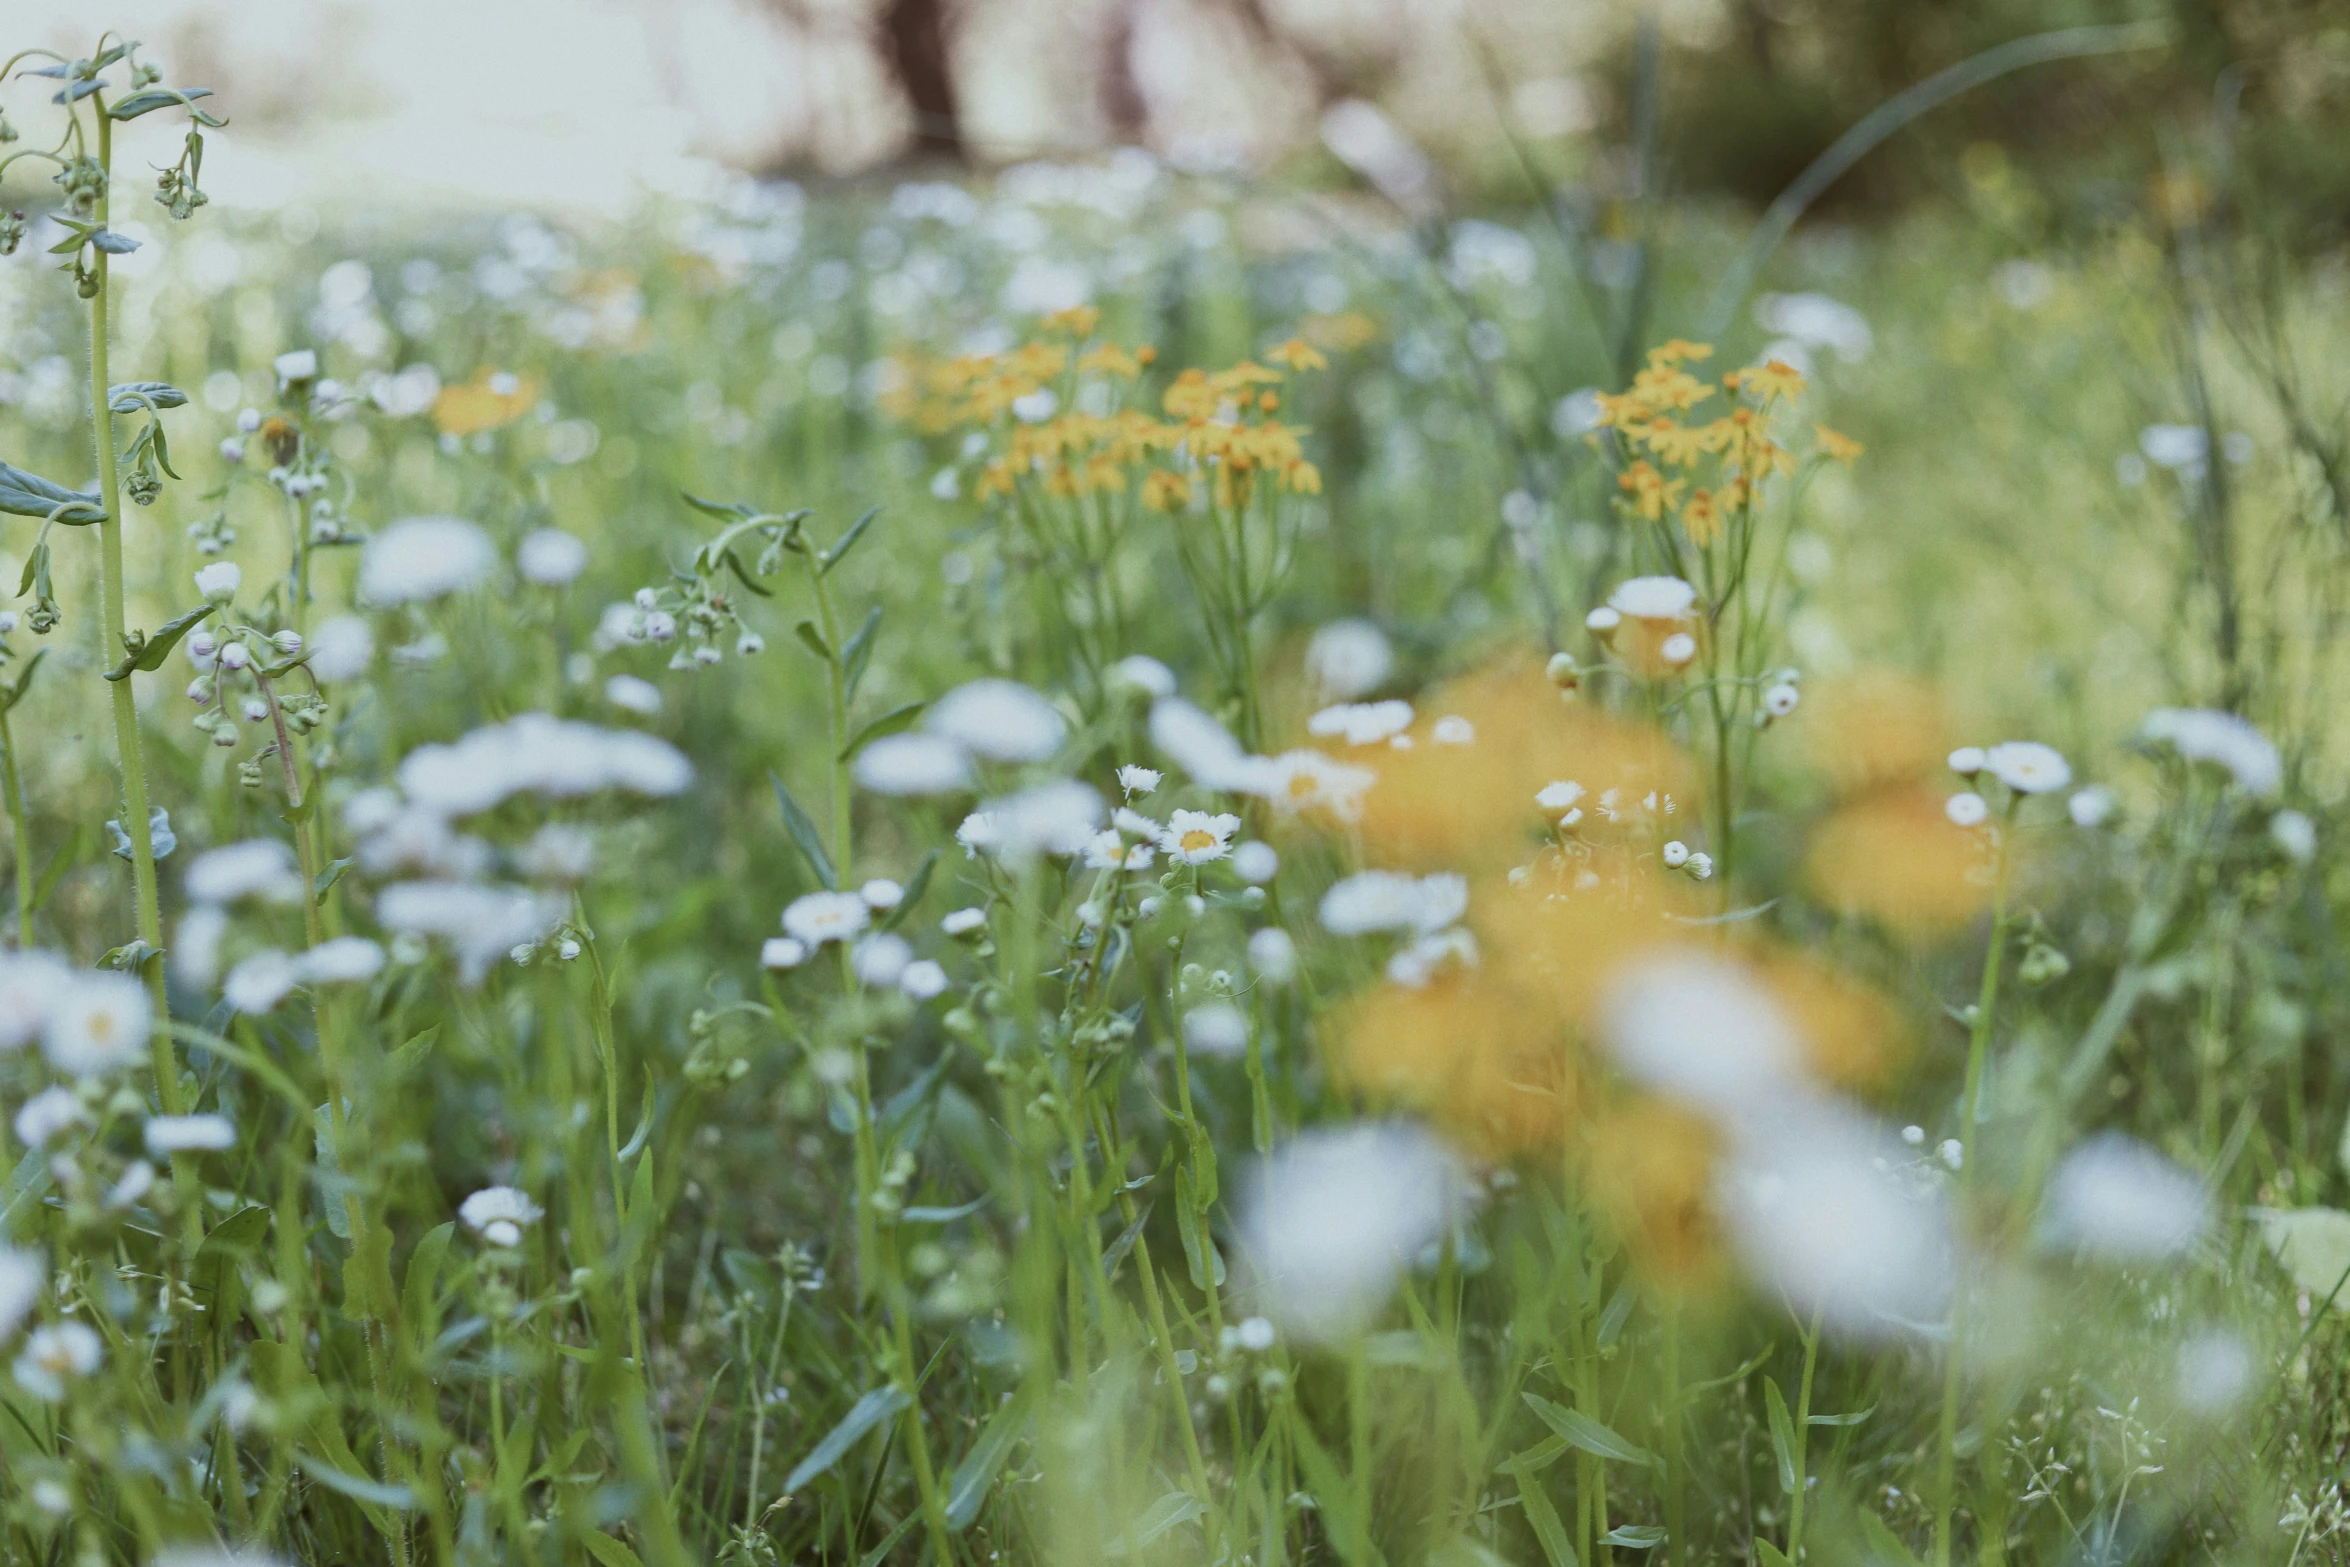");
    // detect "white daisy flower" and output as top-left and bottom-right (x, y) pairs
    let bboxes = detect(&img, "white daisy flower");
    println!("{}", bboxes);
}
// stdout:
(358, 516), (496, 605)
(761, 937), (808, 970)
(2040, 1132), (2209, 1261)
(1984, 741), (2071, 794)
(606, 674), (663, 715)
(1161, 810), (1240, 865)
(2068, 786), (2116, 828)
(927, 679), (1067, 763)
(1585, 605), (1622, 634)
(2139, 708), (2281, 797)
(1109, 654), (1177, 700)
(854, 733), (972, 796)
(861, 879), (905, 910)
(224, 950), (299, 1014)
(852, 934), (912, 989)
(145, 1114), (236, 1154)
(980, 781), (1105, 861)
(516, 528), (590, 586)
(194, 561), (241, 603)
(1303, 619), (1393, 700)
(186, 840), (305, 906)
(1661, 840), (1690, 867)
(0, 1248), (41, 1342)
(1307, 700), (1414, 748)
(1536, 779), (1585, 818)
(899, 960), (948, 1001)
(1319, 871), (1466, 936)
(1247, 927), (1297, 984)
(459, 1186), (544, 1248)
(14, 1087), (85, 1147)
(940, 908), (987, 937)
(1117, 764), (1162, 797)
(1262, 750), (1375, 818)
(1608, 575), (1698, 621)
(1232, 841), (1279, 884)
(1947, 747), (1986, 775)
(1945, 791), (1989, 827)
(782, 891), (869, 946)
(14, 1321), (100, 1401)
(42, 973), (150, 1078)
